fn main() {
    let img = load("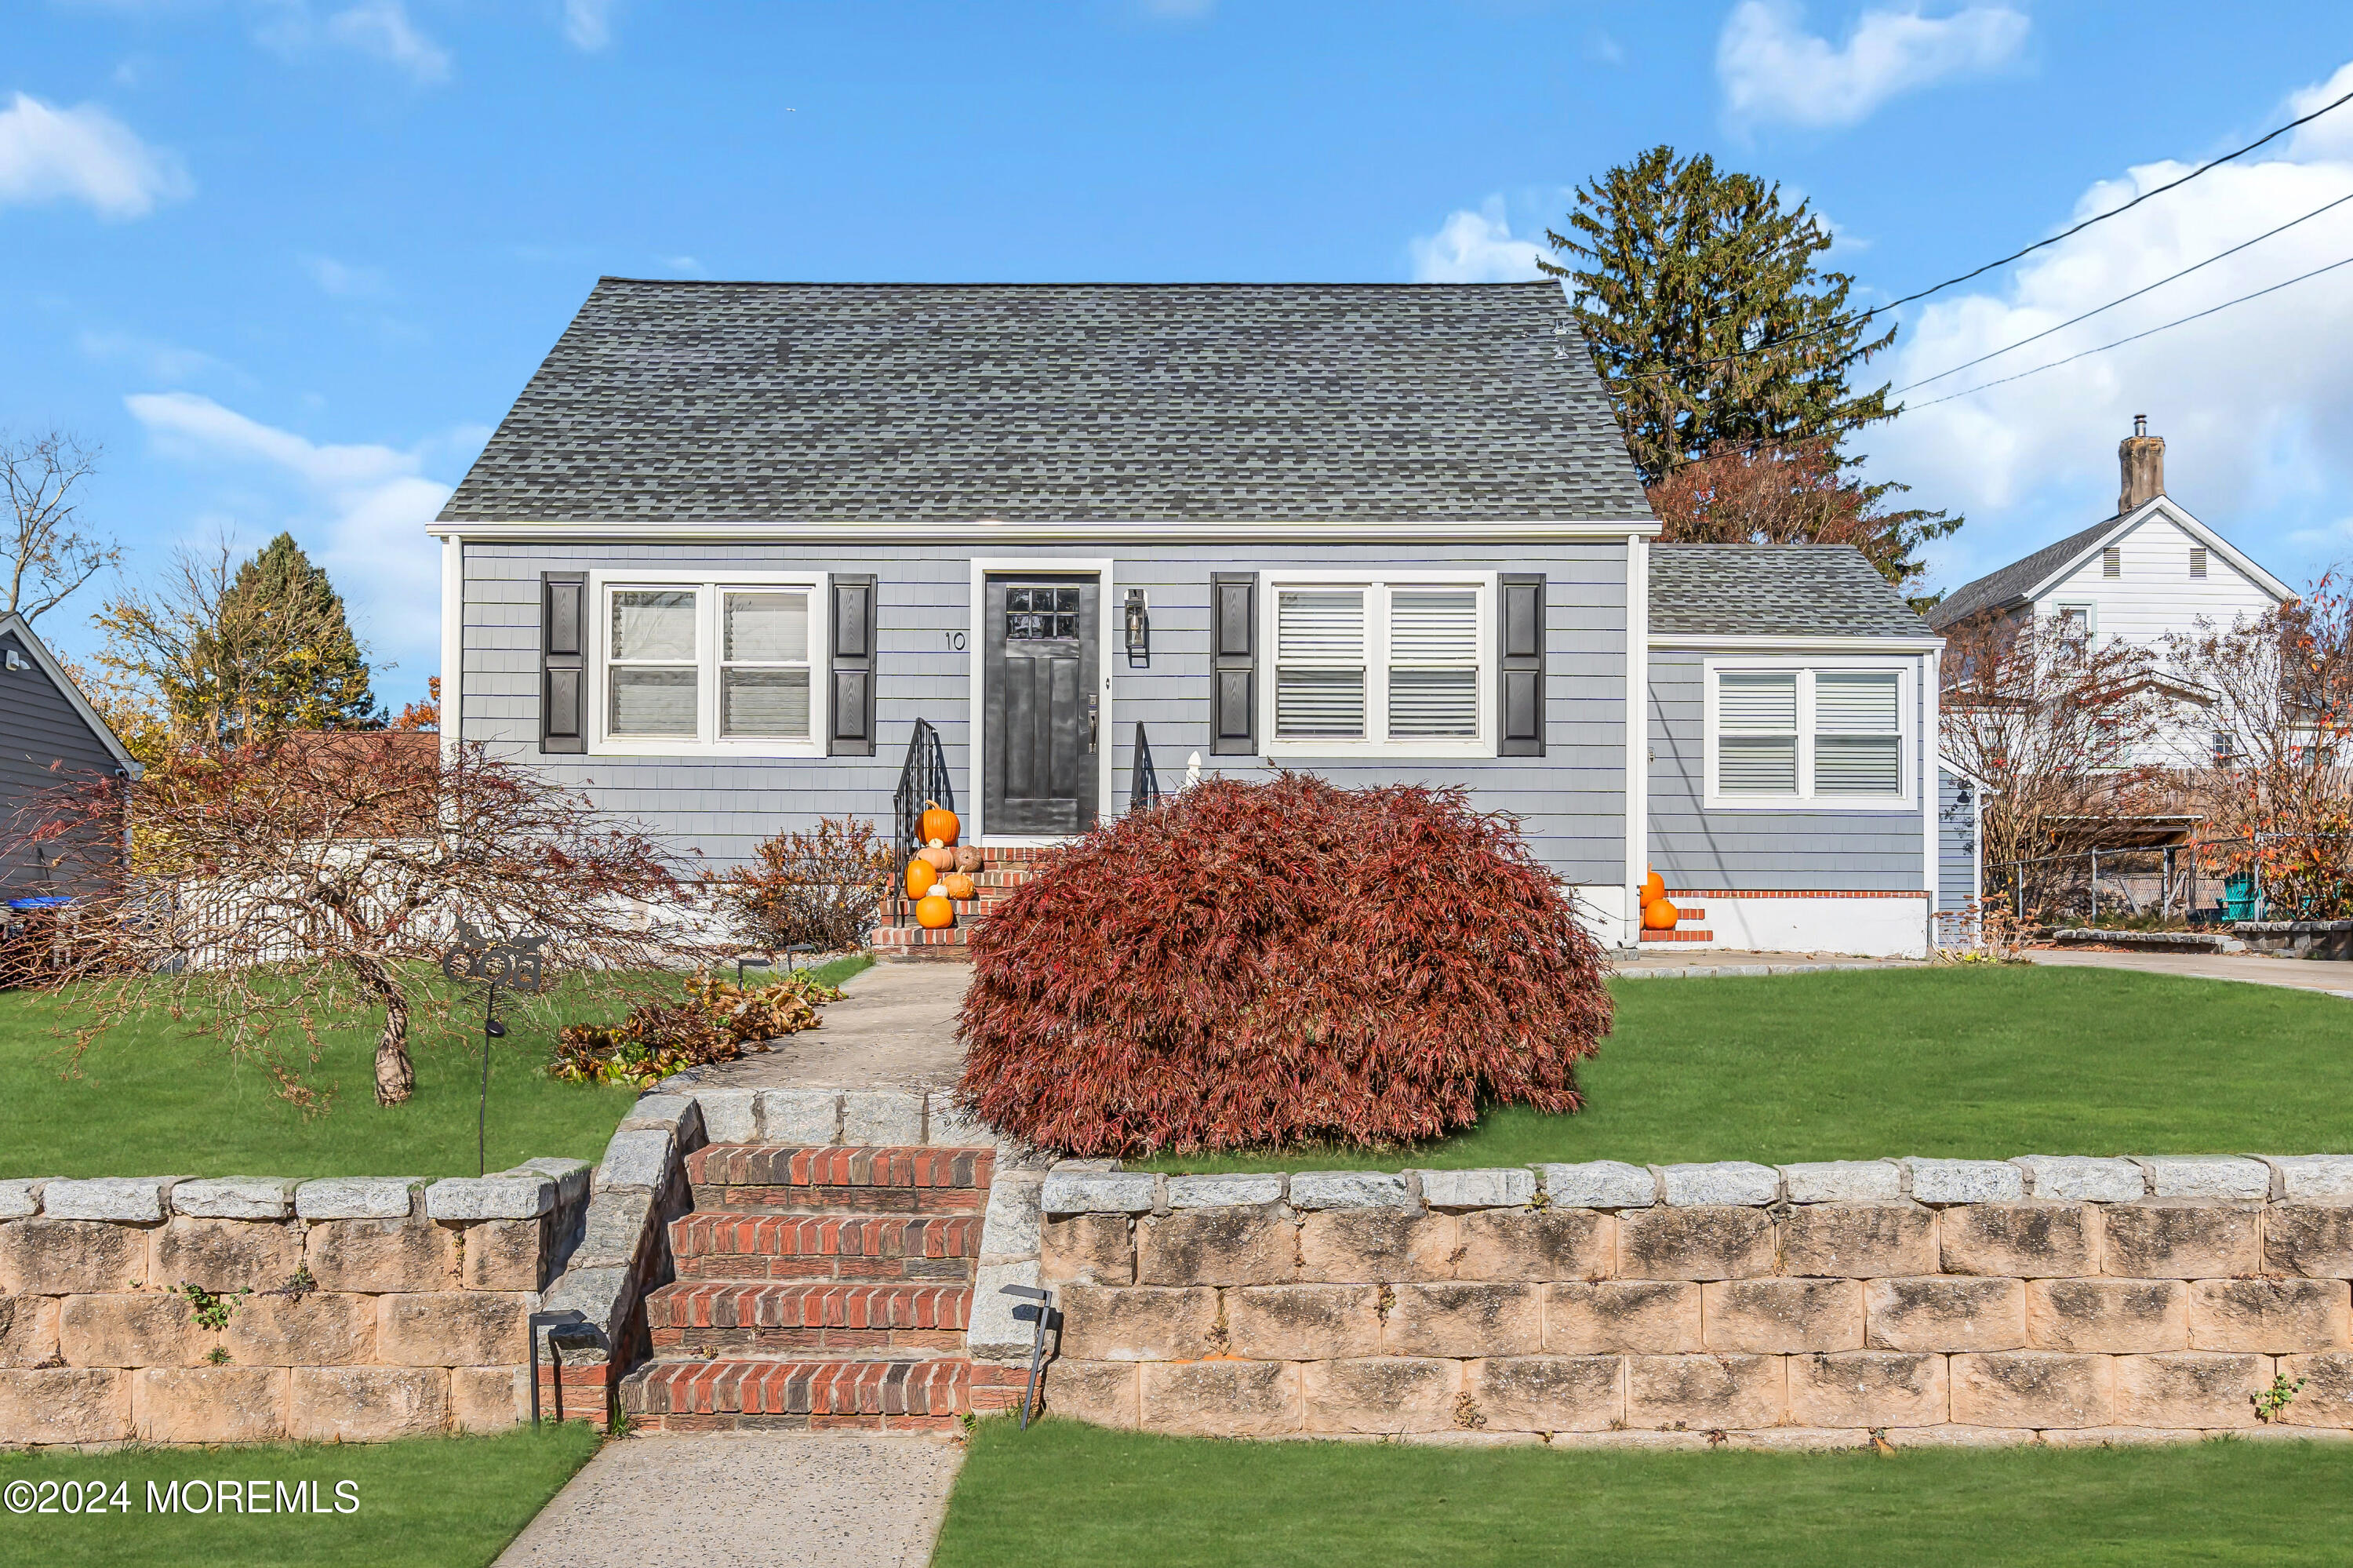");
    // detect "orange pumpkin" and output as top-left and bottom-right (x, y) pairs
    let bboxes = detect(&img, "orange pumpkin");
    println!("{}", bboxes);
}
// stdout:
(921, 800), (960, 846)
(915, 890), (956, 929)
(1640, 869), (1665, 905)
(906, 858), (939, 900)
(1642, 897), (1680, 931)
(941, 871), (976, 901)
(917, 843), (956, 871)
(953, 844), (984, 875)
